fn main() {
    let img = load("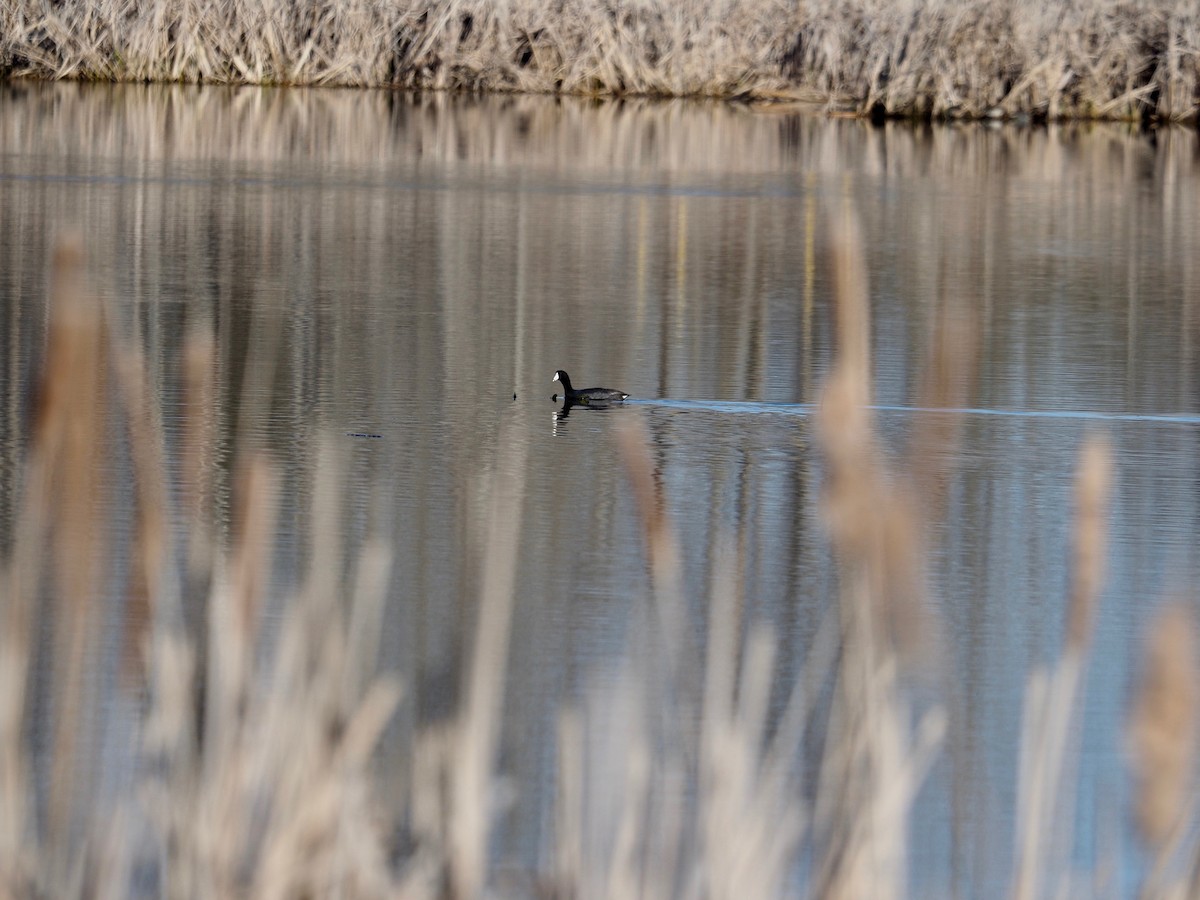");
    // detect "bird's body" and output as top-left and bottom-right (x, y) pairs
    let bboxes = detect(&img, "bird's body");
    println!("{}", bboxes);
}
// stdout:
(551, 370), (629, 404)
